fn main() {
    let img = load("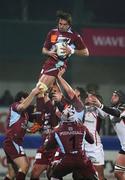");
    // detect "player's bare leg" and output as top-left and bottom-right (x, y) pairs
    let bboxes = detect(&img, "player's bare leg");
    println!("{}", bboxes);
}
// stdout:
(30, 164), (48, 180)
(39, 74), (56, 88)
(94, 165), (105, 180)
(4, 163), (16, 180)
(14, 156), (29, 180)
(114, 153), (125, 180)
